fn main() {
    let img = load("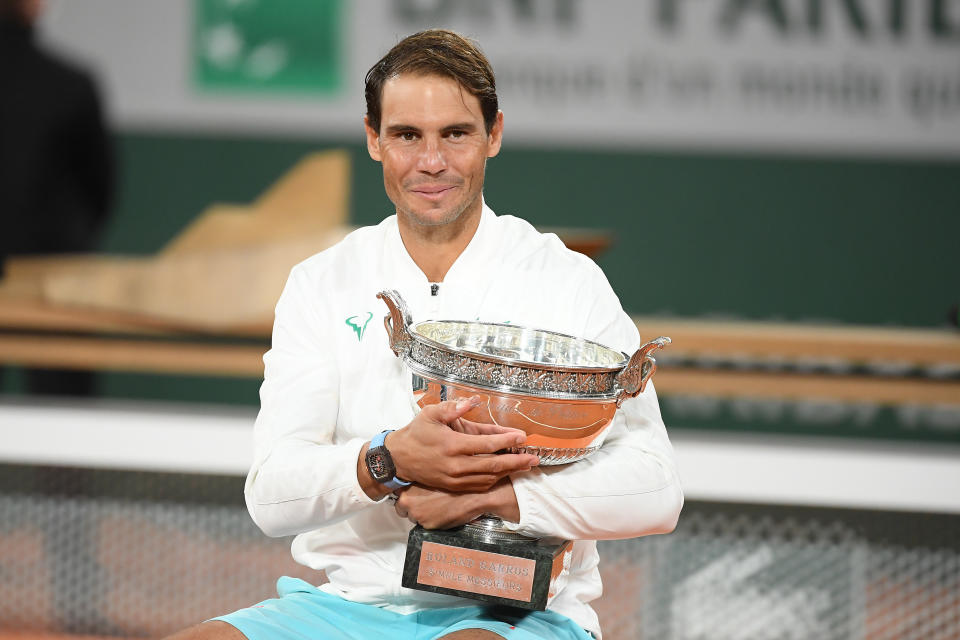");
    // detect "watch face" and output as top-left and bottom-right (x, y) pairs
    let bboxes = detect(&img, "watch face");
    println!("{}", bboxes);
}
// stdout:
(366, 446), (395, 482)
